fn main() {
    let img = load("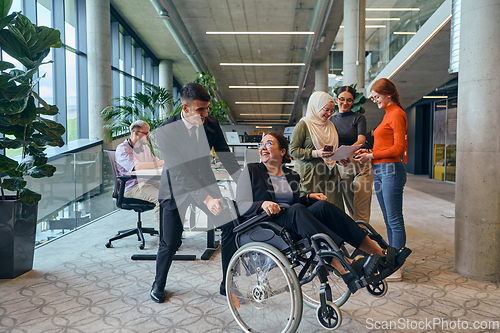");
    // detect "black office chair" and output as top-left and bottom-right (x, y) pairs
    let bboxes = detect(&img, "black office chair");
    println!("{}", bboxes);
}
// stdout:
(105, 150), (159, 250)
